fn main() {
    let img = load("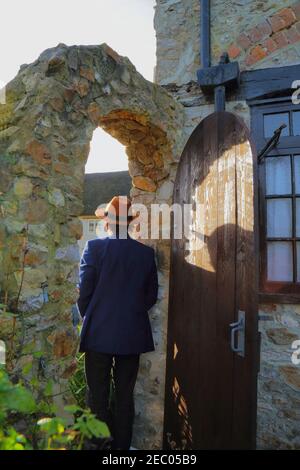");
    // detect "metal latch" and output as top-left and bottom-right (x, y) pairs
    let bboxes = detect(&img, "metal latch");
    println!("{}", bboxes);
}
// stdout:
(229, 310), (245, 357)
